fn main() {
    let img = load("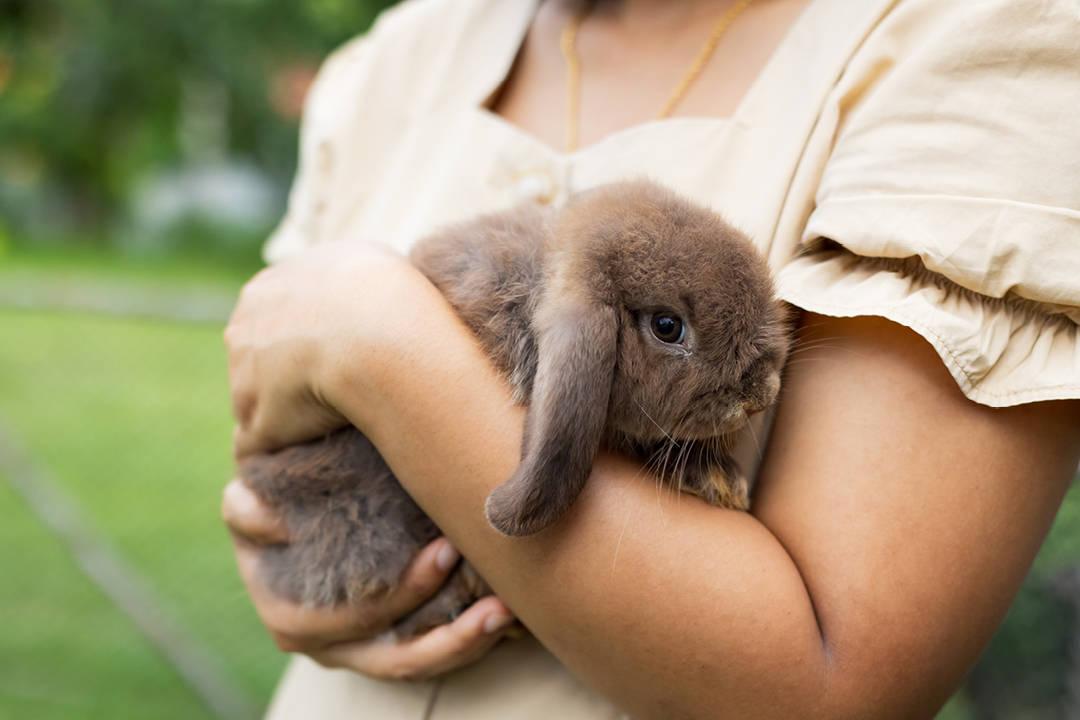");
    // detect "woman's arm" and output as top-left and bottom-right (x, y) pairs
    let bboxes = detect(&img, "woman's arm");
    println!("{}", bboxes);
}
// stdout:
(228, 242), (1080, 718)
